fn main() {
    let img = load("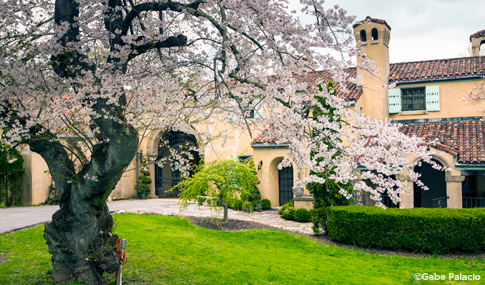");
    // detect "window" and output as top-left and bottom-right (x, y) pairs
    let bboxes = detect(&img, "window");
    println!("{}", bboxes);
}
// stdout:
(360, 30), (367, 42)
(401, 88), (425, 111)
(371, 28), (378, 41)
